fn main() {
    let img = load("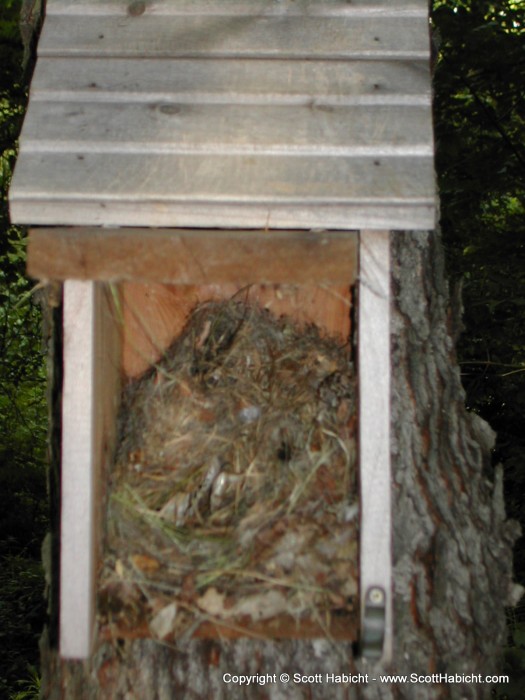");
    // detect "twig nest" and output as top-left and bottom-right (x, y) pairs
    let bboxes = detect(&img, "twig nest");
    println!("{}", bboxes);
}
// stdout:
(101, 299), (358, 637)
